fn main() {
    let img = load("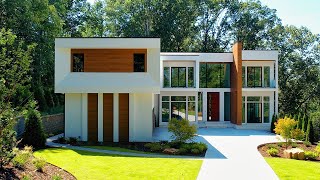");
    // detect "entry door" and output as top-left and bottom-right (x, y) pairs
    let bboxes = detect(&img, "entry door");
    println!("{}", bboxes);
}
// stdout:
(207, 92), (219, 121)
